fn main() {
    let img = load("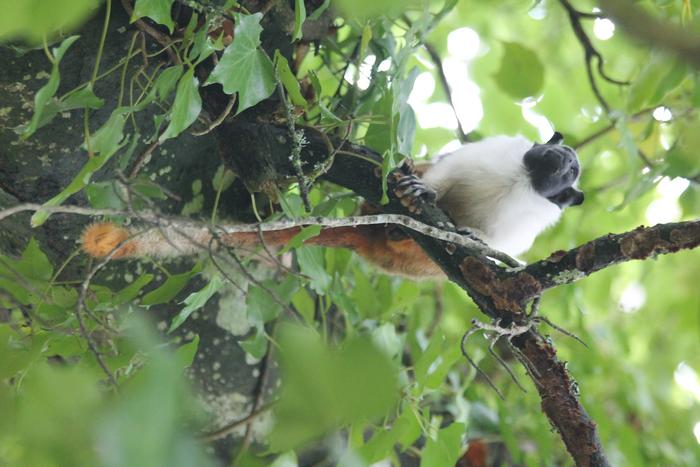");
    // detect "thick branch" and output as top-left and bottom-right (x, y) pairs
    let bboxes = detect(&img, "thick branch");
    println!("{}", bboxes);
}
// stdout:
(601, 0), (700, 69)
(524, 220), (700, 292)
